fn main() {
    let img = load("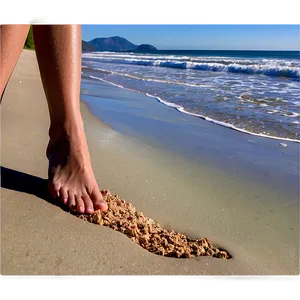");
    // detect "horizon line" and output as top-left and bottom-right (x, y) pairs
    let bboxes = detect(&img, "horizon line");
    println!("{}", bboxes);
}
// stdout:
(83, 38), (299, 52)
(144, 49), (300, 51)
(87, 48), (300, 51)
